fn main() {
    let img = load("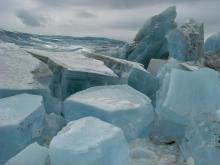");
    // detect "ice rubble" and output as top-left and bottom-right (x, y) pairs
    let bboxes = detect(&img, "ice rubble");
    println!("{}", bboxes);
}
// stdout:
(49, 117), (130, 165)
(0, 94), (45, 164)
(167, 19), (204, 61)
(63, 85), (154, 140)
(5, 142), (49, 165)
(124, 6), (177, 68)
(205, 32), (220, 55)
